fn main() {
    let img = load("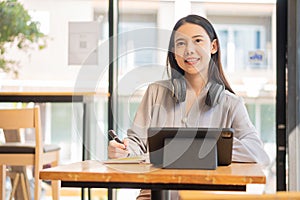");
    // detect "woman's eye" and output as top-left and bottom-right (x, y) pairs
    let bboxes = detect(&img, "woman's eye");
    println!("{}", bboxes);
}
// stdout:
(195, 39), (202, 44)
(176, 41), (186, 47)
